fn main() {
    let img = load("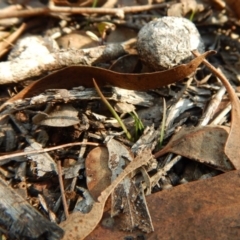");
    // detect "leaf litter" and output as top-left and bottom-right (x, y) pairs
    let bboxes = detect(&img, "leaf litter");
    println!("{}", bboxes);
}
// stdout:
(0, 1), (240, 240)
